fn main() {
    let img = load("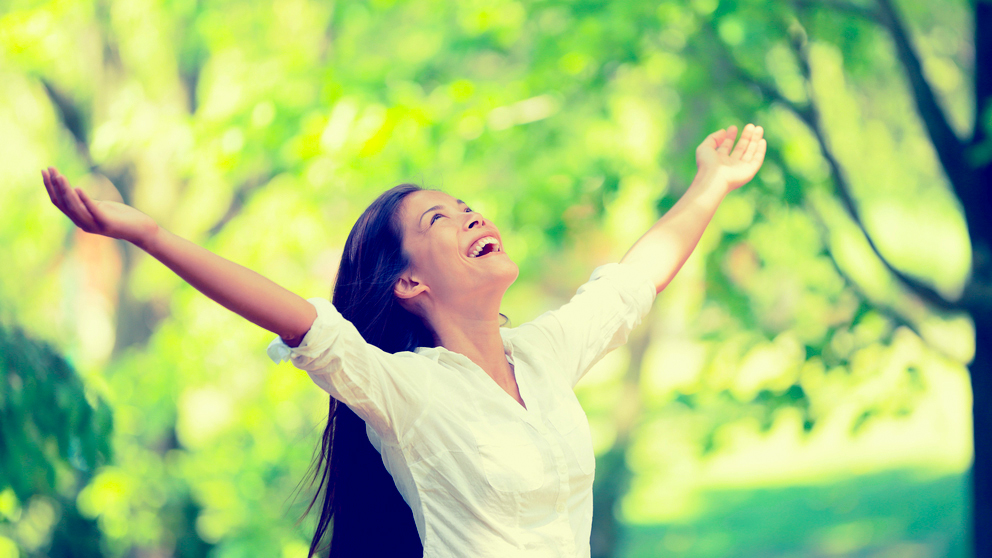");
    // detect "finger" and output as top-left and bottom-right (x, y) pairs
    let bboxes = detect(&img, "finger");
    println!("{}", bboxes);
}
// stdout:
(50, 169), (92, 229)
(55, 184), (87, 230)
(717, 125), (737, 155)
(58, 175), (97, 231)
(743, 126), (764, 161)
(699, 128), (727, 151)
(76, 188), (105, 227)
(730, 123), (755, 159)
(754, 138), (767, 165)
(42, 169), (61, 209)
(50, 168), (74, 215)
(68, 187), (99, 231)
(747, 139), (767, 174)
(44, 169), (71, 220)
